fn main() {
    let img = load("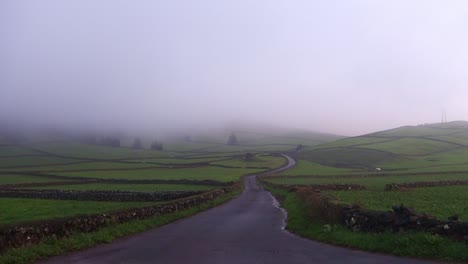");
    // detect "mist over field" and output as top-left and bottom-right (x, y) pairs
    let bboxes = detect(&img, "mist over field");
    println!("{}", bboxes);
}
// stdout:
(1, 0), (468, 136)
